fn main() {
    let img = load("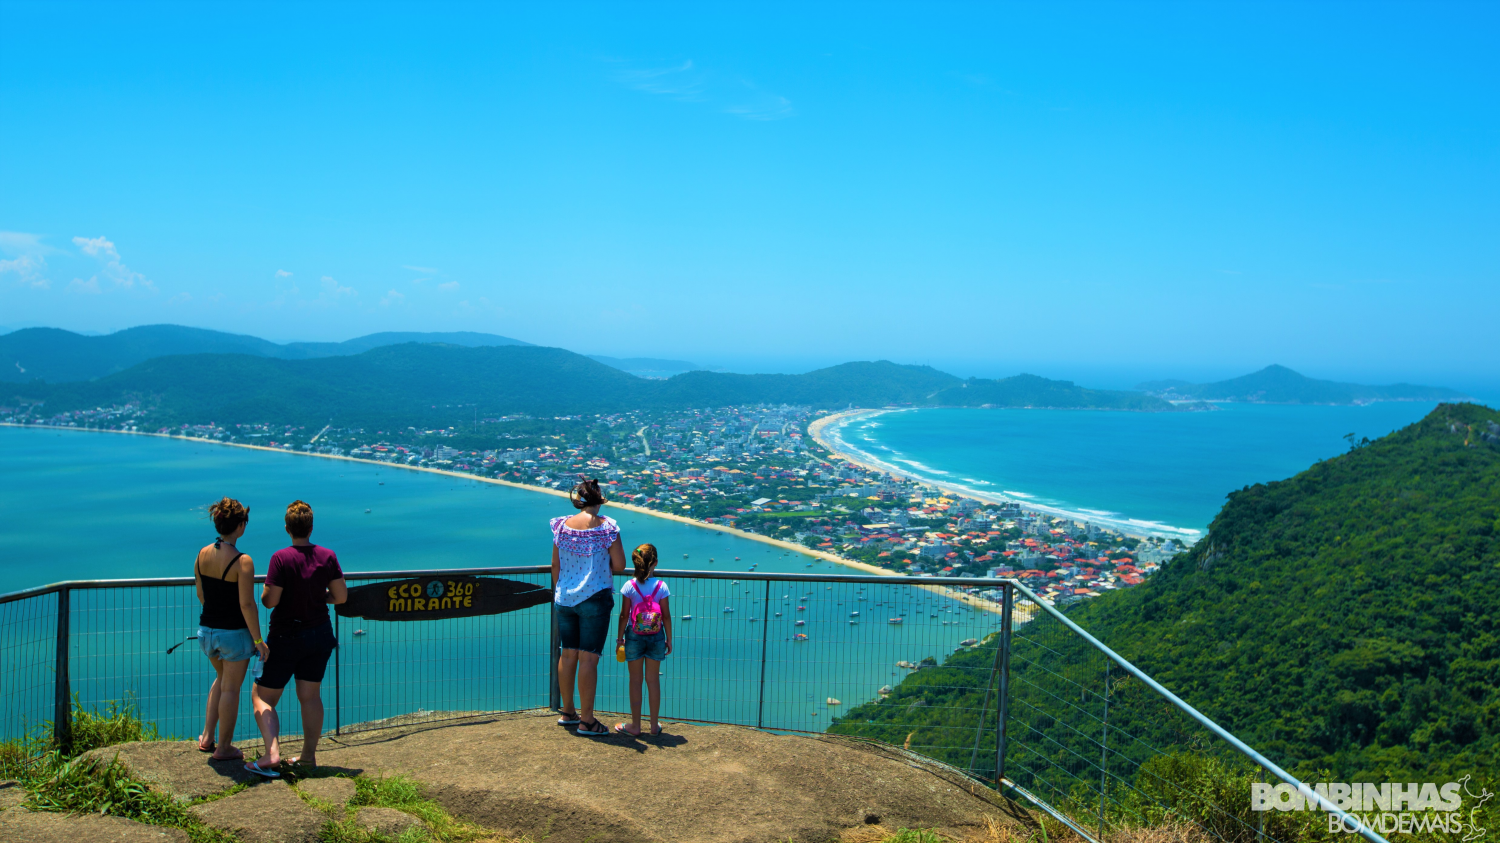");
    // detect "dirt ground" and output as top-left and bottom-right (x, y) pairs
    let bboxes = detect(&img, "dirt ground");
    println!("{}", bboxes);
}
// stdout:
(91, 710), (1036, 843)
